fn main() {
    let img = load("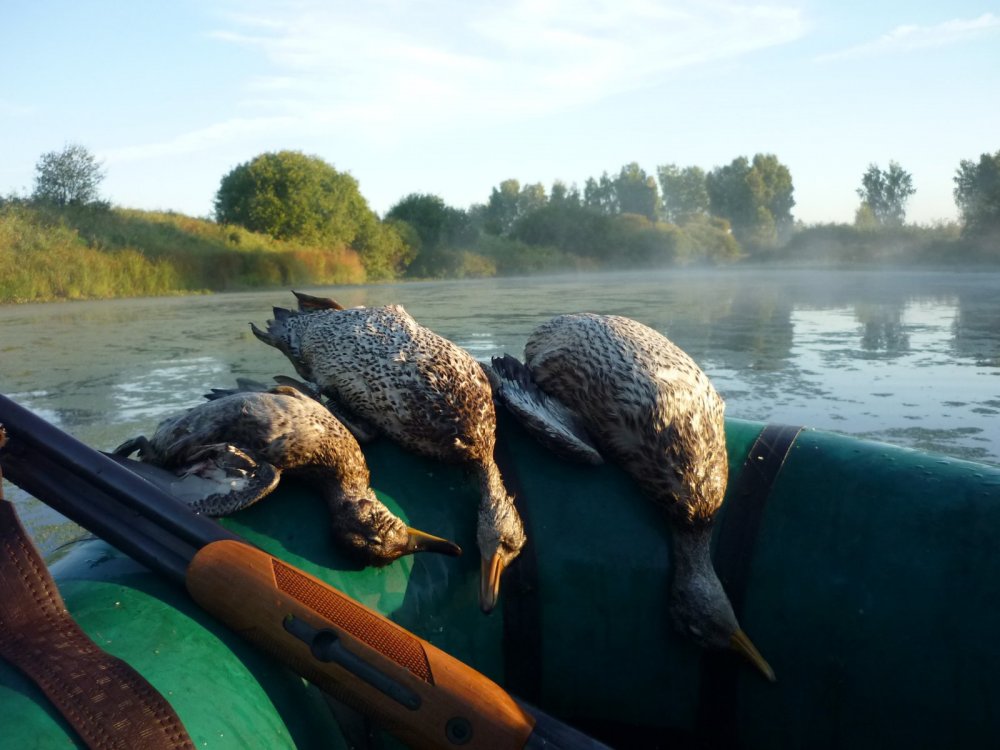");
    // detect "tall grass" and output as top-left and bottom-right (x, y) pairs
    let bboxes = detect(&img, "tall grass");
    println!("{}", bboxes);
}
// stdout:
(0, 203), (366, 303)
